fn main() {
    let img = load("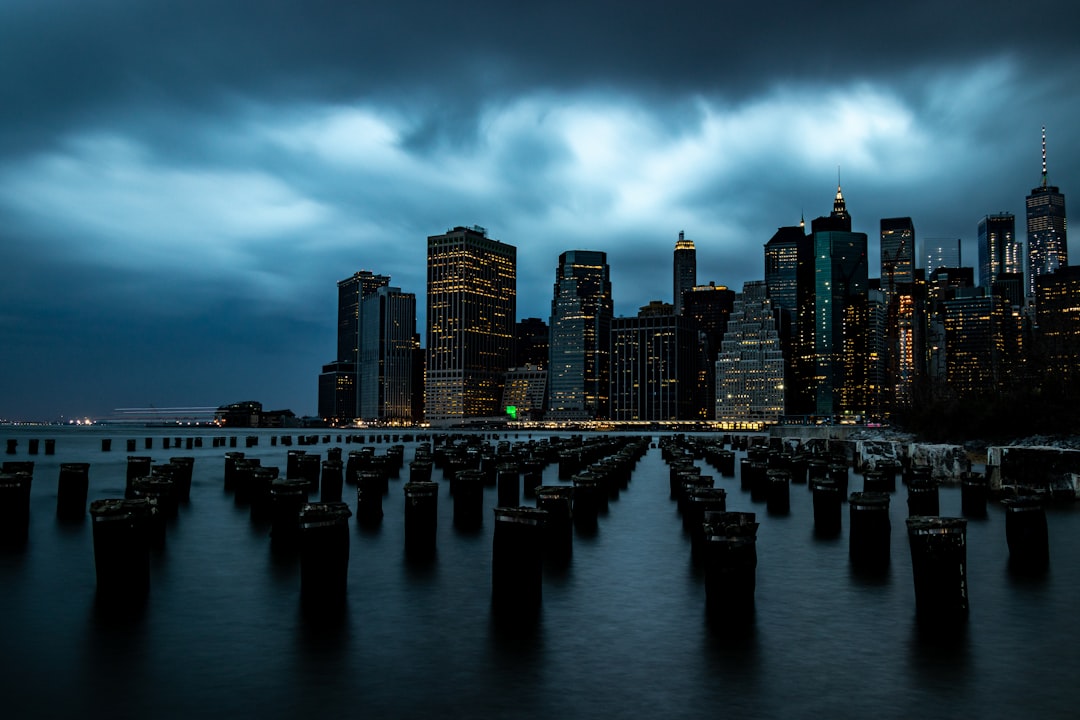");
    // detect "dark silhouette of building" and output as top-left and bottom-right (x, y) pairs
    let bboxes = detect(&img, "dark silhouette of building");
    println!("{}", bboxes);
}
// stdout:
(673, 231), (697, 315)
(547, 250), (613, 420)
(682, 283), (736, 419)
(515, 318), (549, 369)
(426, 226), (516, 425)
(317, 270), (389, 423)
(610, 304), (697, 421)
(1027, 127), (1068, 305)
(764, 222), (809, 416)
